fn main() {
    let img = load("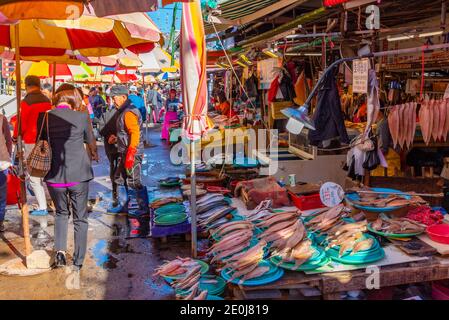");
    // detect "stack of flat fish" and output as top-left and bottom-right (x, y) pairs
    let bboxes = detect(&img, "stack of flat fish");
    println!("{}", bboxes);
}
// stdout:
(418, 98), (449, 145)
(255, 212), (315, 269)
(219, 241), (268, 285)
(195, 194), (236, 230)
(388, 102), (418, 149)
(208, 221), (254, 264)
(154, 257), (208, 300)
(325, 221), (373, 257)
(246, 200), (275, 222)
(371, 217), (426, 235)
(208, 220), (269, 284)
(305, 204), (348, 235)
